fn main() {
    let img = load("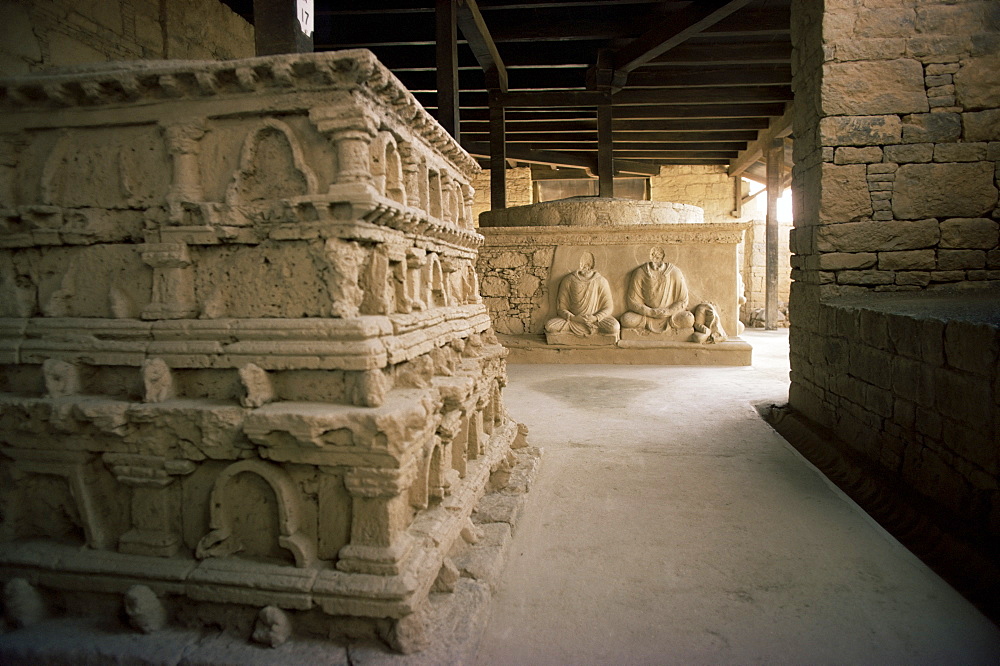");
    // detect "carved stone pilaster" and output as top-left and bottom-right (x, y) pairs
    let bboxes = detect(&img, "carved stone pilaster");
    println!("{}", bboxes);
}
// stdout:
(162, 122), (206, 205)
(406, 247), (427, 312)
(140, 242), (197, 319)
(309, 106), (379, 186)
(104, 453), (195, 557)
(338, 465), (417, 575)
